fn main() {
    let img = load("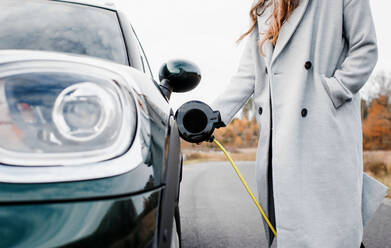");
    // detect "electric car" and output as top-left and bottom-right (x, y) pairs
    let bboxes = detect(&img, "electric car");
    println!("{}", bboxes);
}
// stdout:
(0, 0), (201, 247)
